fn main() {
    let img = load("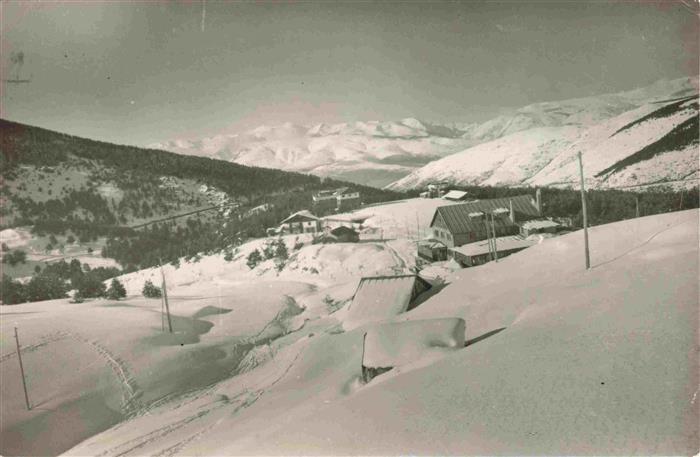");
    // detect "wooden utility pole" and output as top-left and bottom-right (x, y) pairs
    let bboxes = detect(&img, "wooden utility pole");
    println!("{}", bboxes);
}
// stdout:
(578, 151), (591, 269)
(160, 265), (173, 333)
(635, 195), (640, 219)
(491, 213), (499, 262)
(160, 290), (165, 332)
(14, 326), (31, 410)
(483, 218), (493, 260)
